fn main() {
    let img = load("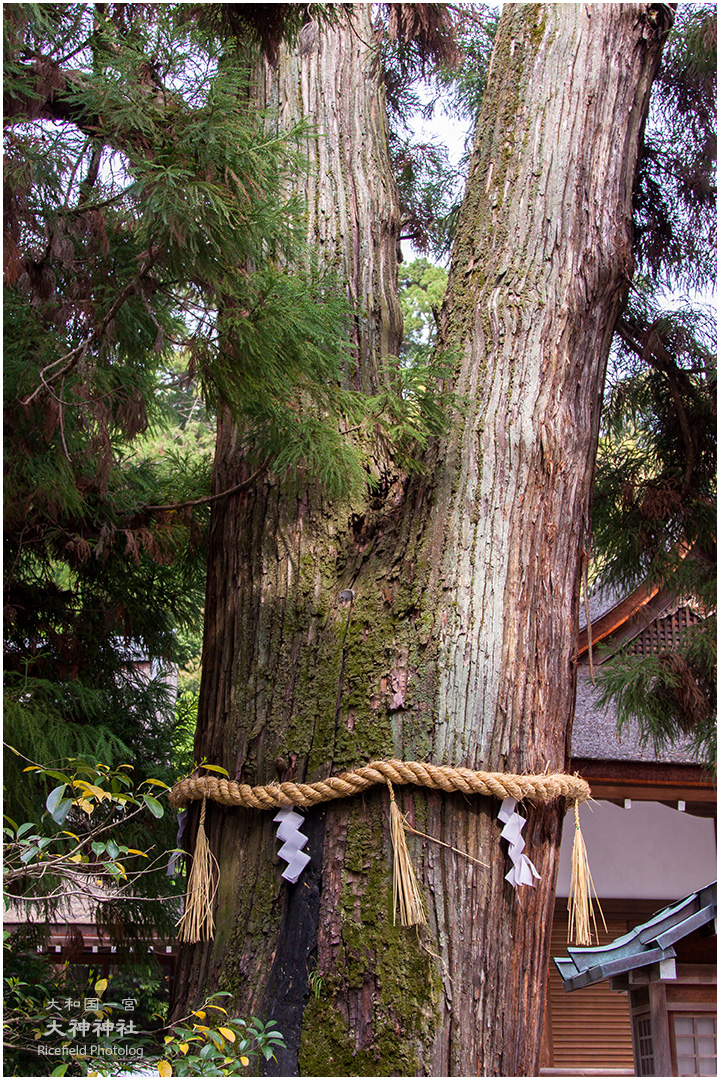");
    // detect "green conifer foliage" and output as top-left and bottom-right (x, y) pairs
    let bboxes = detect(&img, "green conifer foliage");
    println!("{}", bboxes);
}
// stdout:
(380, 4), (497, 257)
(591, 5), (716, 767)
(4, 3), (452, 816)
(2, 2), (359, 815)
